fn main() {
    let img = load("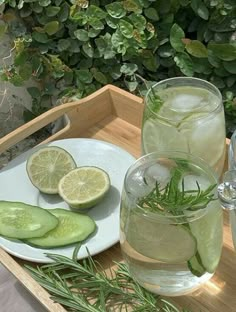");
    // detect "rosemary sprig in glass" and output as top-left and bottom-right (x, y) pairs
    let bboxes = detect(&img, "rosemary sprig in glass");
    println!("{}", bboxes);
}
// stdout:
(25, 245), (190, 312)
(139, 168), (216, 214)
